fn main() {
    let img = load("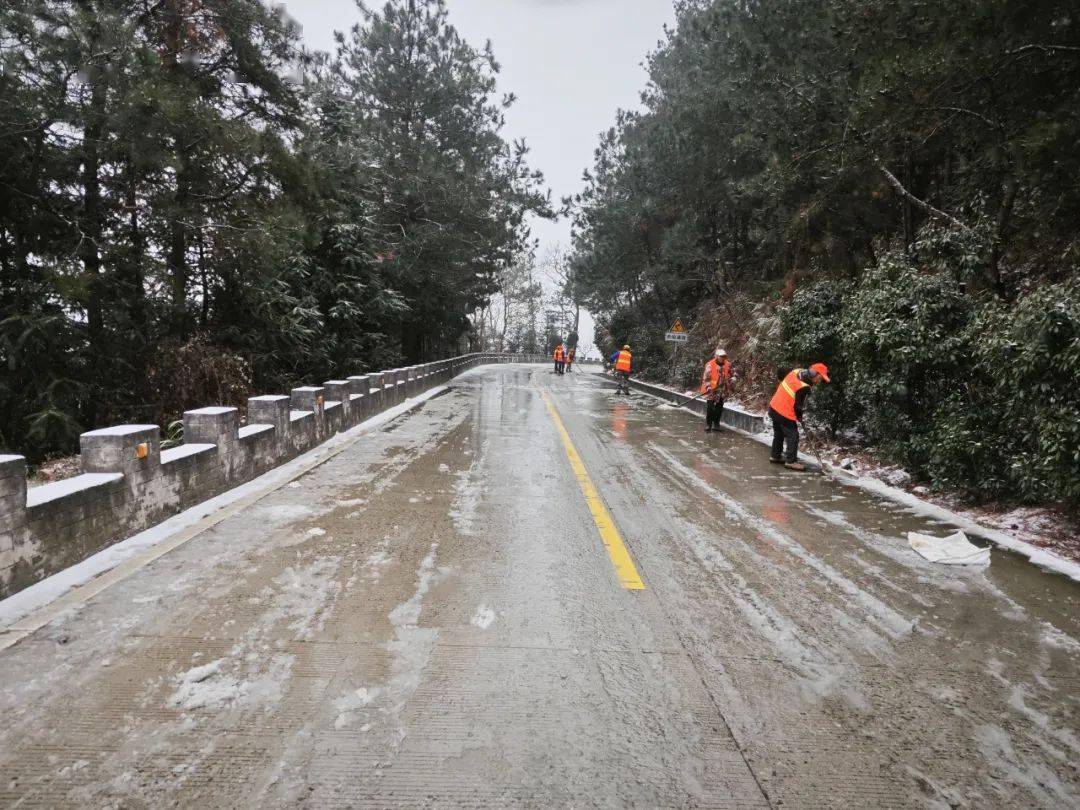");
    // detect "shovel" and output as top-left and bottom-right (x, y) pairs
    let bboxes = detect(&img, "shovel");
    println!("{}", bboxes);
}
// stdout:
(802, 425), (830, 477)
(679, 389), (709, 407)
(661, 388), (709, 410)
